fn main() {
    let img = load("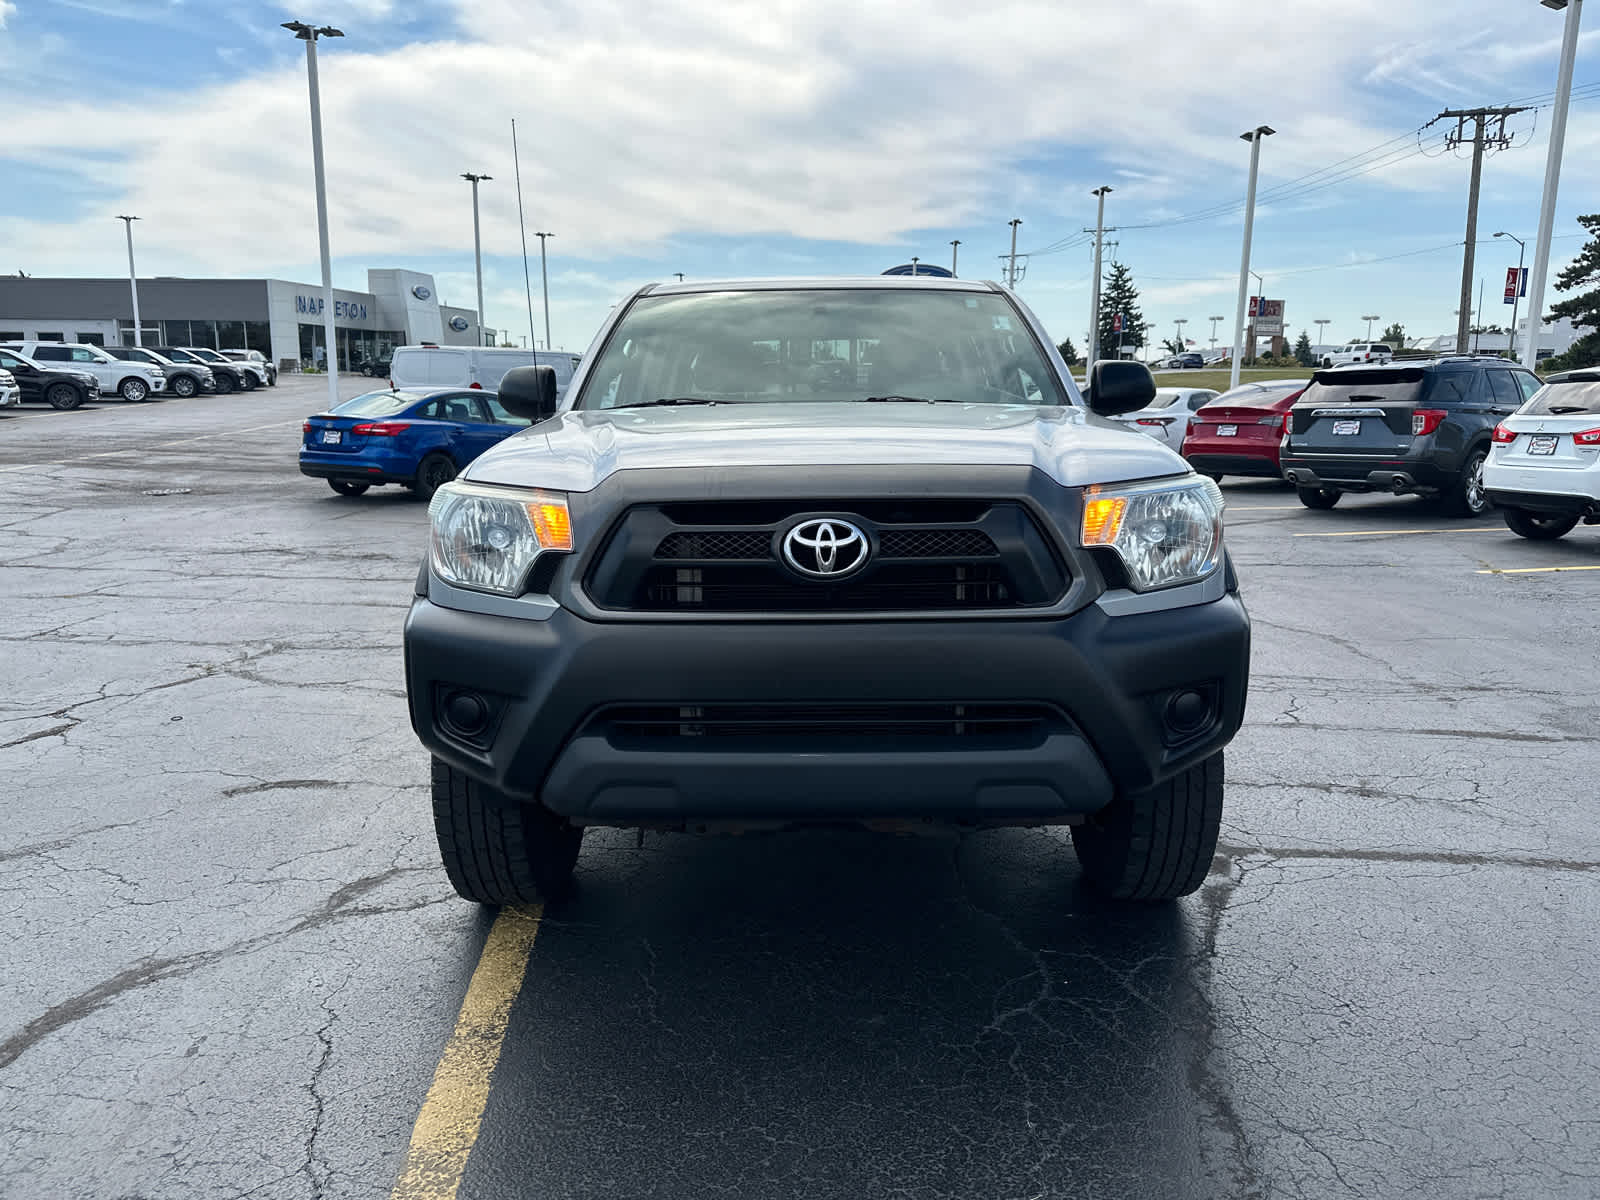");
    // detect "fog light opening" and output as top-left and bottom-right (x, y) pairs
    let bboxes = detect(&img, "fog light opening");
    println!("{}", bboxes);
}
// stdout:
(1165, 688), (1212, 737)
(442, 689), (490, 738)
